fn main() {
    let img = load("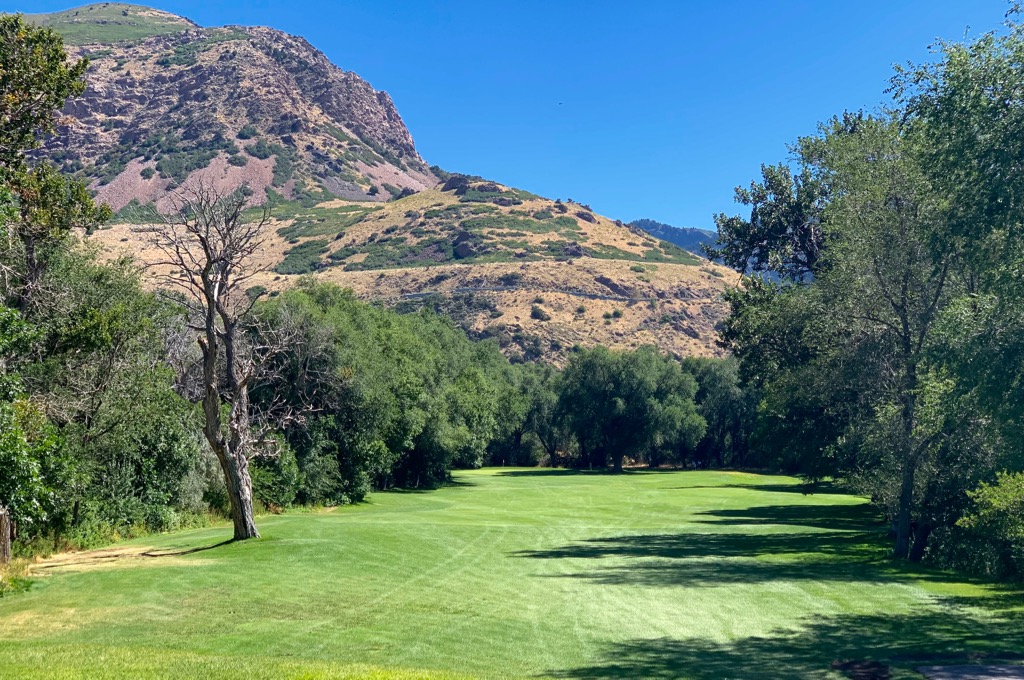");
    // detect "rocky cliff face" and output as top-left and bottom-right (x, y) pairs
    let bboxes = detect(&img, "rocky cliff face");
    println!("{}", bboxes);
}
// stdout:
(42, 17), (435, 211)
